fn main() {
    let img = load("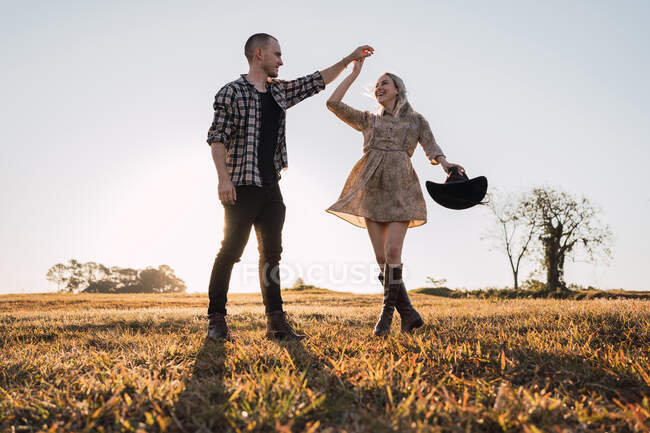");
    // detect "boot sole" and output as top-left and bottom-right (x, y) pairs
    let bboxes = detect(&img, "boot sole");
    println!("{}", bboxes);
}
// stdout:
(265, 332), (306, 341)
